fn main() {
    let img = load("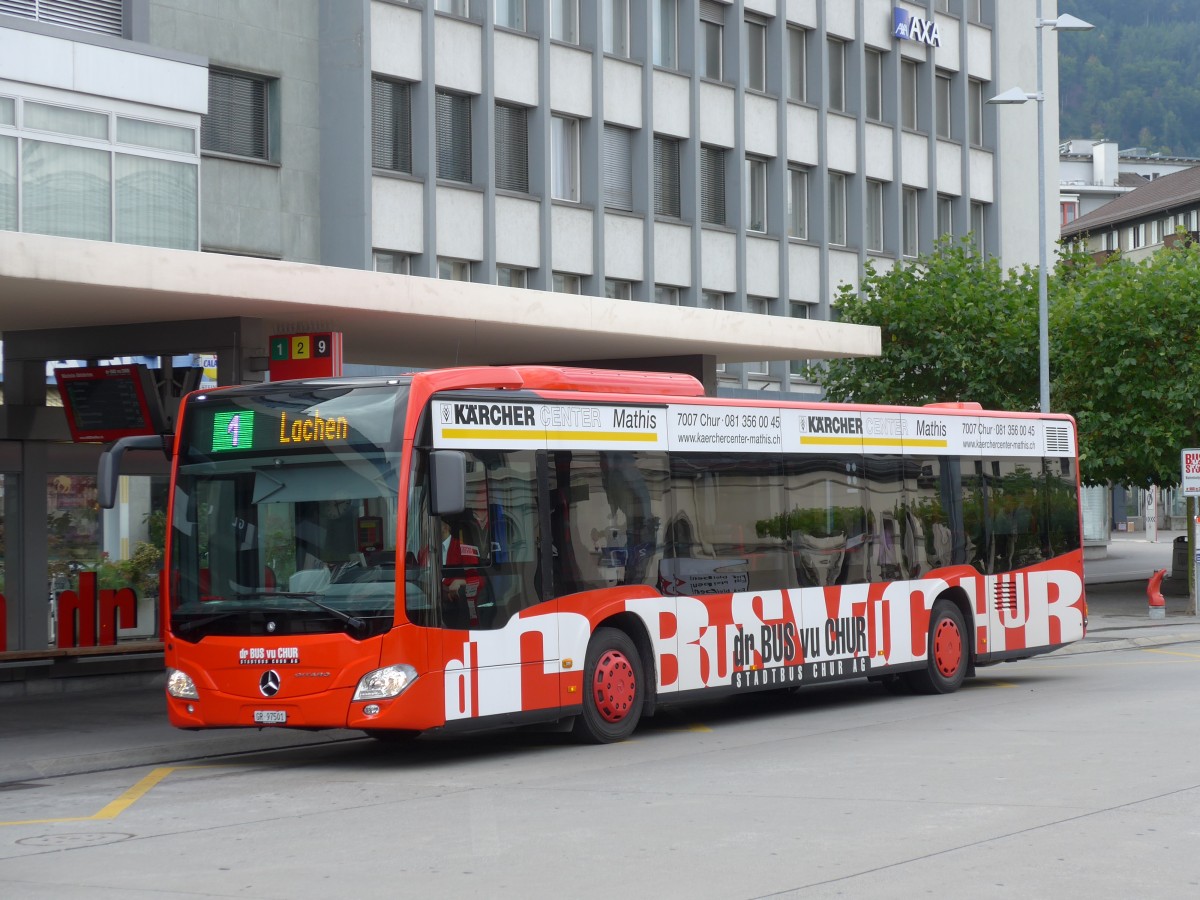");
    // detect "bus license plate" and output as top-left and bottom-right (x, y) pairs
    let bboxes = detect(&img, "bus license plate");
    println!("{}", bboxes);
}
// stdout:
(254, 710), (287, 725)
